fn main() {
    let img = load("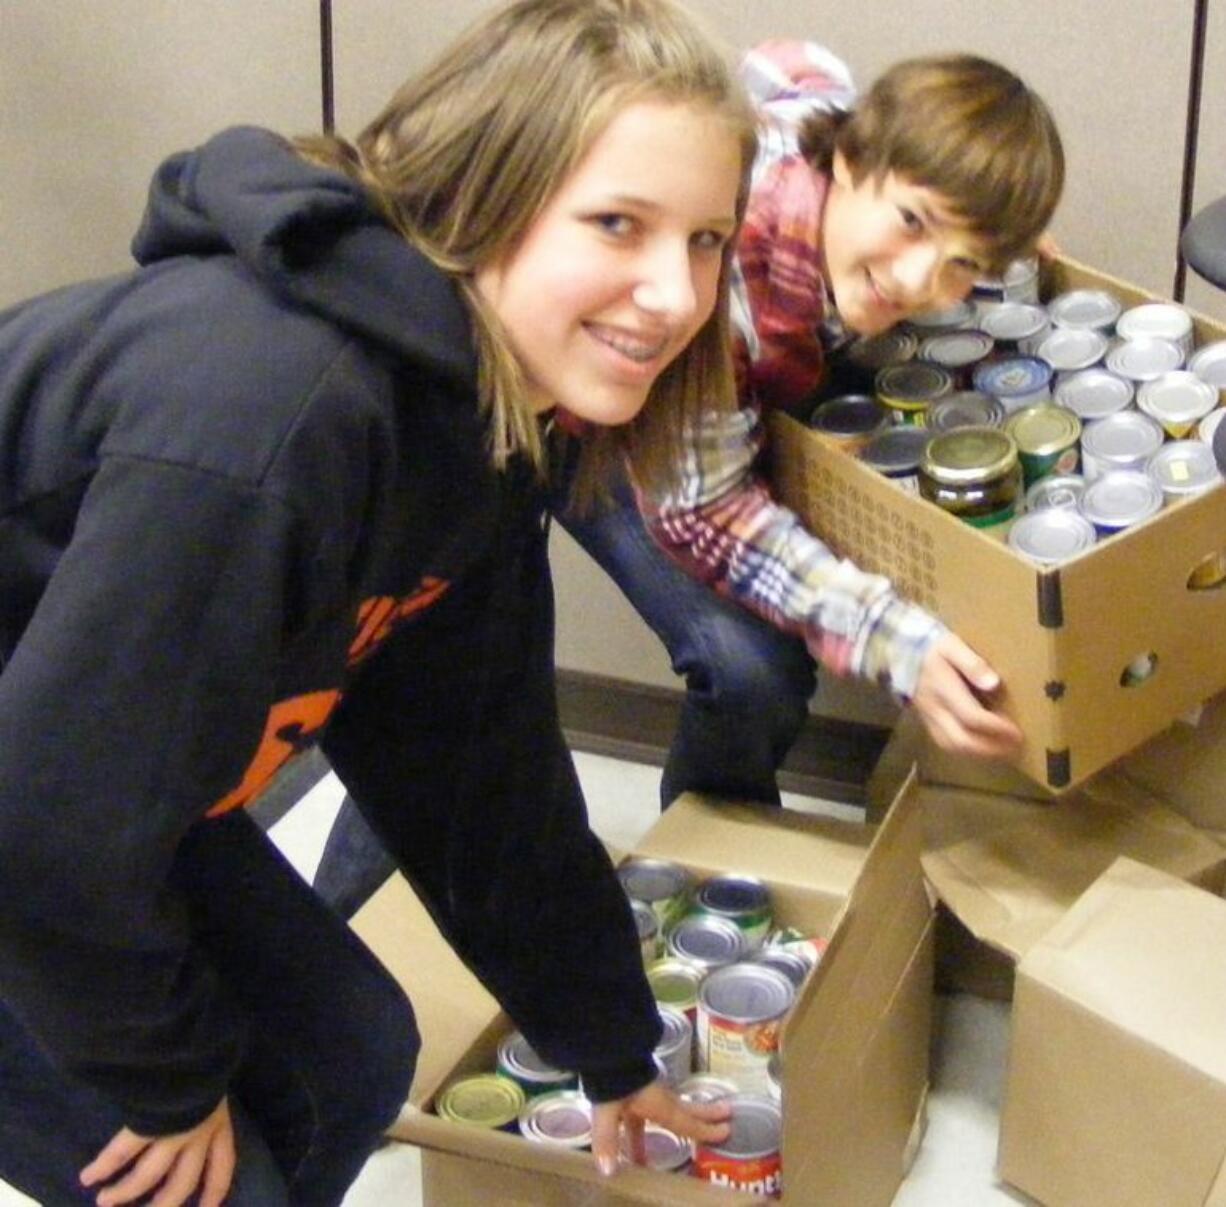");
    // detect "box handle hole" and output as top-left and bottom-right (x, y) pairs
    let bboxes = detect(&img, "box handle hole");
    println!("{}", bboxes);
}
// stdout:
(1120, 652), (1158, 687)
(1187, 551), (1226, 591)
